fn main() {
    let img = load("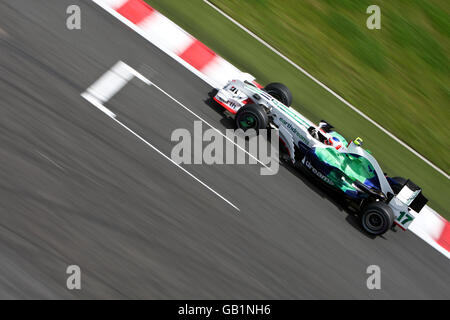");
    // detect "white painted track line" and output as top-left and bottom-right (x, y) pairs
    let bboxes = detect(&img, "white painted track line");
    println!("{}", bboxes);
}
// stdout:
(81, 60), (242, 211)
(81, 93), (240, 212)
(203, 0), (449, 180)
(81, 92), (117, 118)
(112, 116), (241, 211)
